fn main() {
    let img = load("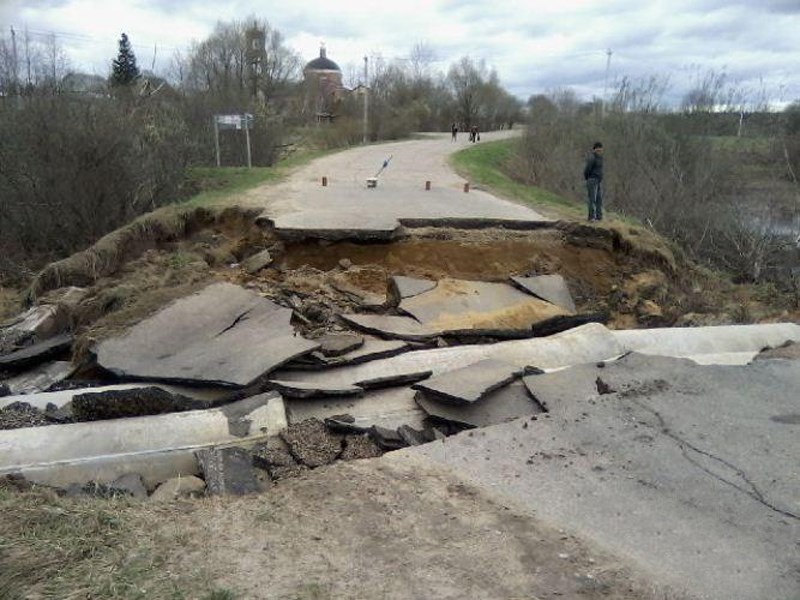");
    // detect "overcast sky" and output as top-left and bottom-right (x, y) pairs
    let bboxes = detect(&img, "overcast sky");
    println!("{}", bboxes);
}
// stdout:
(2, 0), (799, 108)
